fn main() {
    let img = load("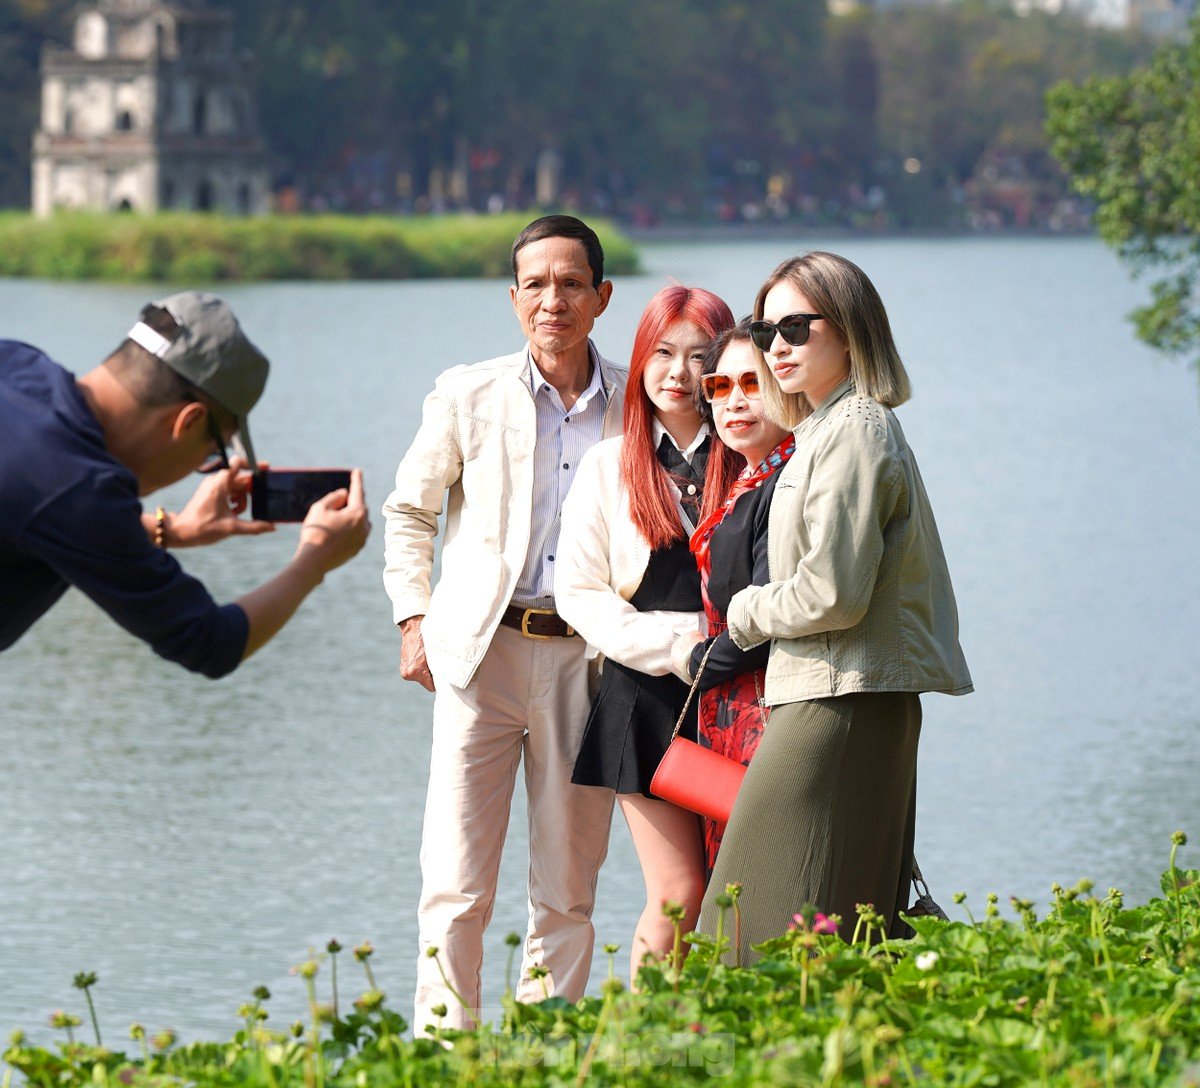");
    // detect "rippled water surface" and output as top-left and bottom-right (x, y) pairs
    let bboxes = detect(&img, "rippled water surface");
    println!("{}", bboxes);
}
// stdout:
(2, 235), (1199, 1041)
